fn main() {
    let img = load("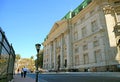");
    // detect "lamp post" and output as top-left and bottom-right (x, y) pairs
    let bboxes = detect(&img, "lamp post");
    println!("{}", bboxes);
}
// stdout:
(35, 43), (41, 82)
